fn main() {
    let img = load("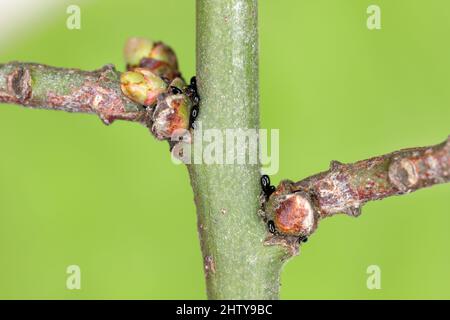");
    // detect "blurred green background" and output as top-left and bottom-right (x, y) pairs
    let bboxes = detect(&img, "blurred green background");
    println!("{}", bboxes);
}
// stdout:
(0, 0), (449, 299)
